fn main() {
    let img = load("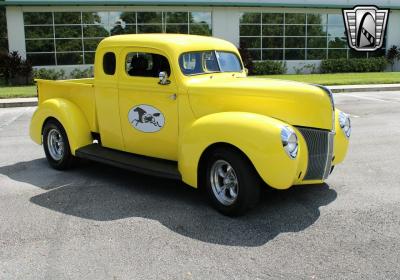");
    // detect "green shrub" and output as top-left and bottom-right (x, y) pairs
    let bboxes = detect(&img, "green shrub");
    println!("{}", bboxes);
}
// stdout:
(252, 61), (287, 75)
(33, 67), (94, 80)
(0, 51), (33, 85)
(320, 57), (388, 73)
(69, 67), (94, 79)
(33, 68), (65, 80)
